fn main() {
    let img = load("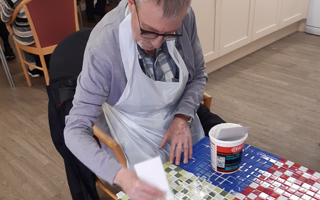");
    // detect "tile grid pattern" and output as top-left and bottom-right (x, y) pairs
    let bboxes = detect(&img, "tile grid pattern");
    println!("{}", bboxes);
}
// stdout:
(117, 162), (234, 200)
(235, 158), (320, 200)
(117, 138), (320, 200)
